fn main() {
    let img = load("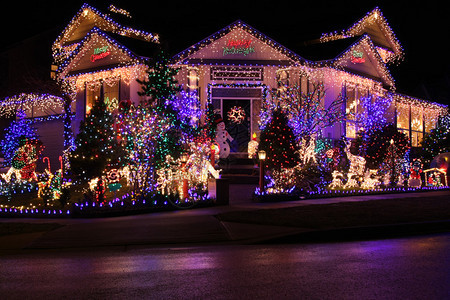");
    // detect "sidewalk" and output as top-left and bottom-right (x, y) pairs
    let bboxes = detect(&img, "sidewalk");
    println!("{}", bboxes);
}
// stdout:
(0, 186), (449, 253)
